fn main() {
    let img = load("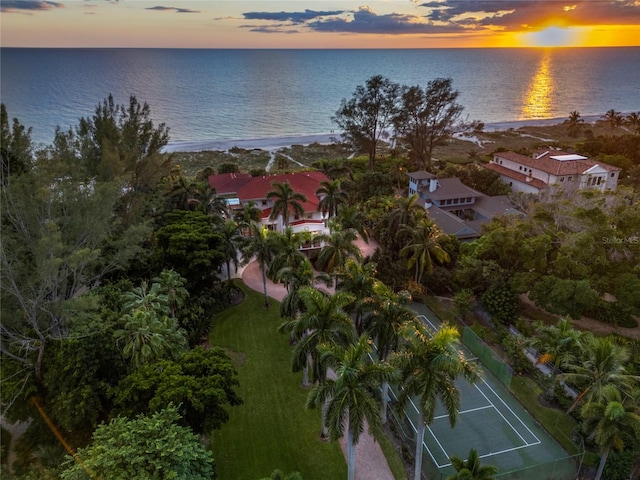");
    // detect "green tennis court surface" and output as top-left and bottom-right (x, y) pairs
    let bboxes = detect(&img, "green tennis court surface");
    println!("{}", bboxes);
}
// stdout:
(389, 304), (581, 480)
